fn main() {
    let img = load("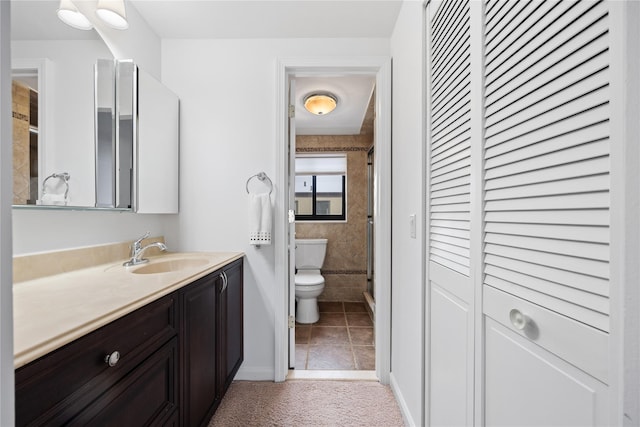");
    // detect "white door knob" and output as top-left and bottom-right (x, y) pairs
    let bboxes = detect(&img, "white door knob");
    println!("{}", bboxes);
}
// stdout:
(509, 309), (529, 330)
